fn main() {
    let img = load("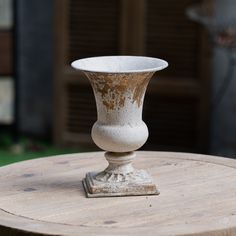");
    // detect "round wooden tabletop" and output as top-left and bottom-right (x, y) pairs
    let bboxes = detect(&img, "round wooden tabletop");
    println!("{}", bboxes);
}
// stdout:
(0, 151), (236, 236)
